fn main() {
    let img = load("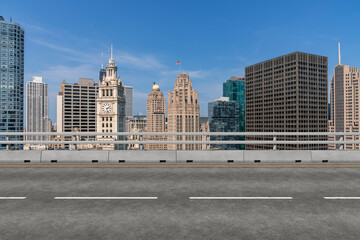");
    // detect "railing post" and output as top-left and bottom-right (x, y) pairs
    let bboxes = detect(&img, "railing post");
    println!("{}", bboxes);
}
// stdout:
(72, 134), (77, 150)
(339, 136), (344, 150)
(6, 135), (10, 150)
(206, 135), (210, 150)
(273, 136), (277, 150)
(139, 134), (143, 150)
